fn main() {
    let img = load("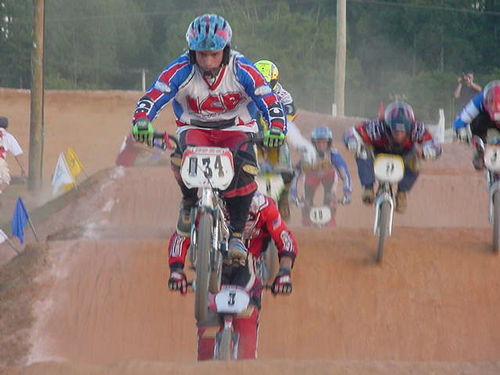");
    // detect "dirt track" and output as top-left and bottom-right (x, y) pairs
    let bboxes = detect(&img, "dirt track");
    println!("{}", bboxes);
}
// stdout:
(1, 90), (500, 374)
